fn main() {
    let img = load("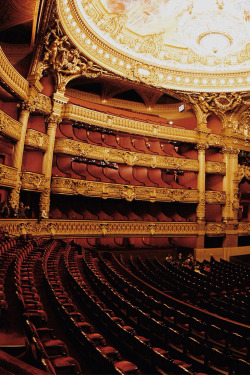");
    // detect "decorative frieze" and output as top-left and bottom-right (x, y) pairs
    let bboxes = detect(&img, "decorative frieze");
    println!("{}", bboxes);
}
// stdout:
(205, 161), (226, 175)
(21, 171), (46, 192)
(205, 222), (226, 235)
(25, 129), (49, 151)
(51, 176), (199, 203)
(238, 222), (250, 235)
(0, 110), (22, 140)
(0, 219), (198, 238)
(205, 191), (226, 204)
(0, 218), (248, 238)
(208, 134), (250, 152)
(0, 164), (18, 188)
